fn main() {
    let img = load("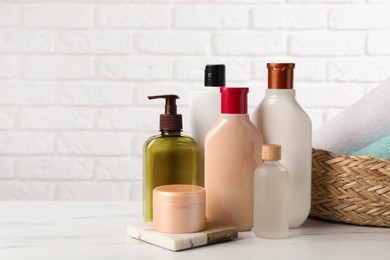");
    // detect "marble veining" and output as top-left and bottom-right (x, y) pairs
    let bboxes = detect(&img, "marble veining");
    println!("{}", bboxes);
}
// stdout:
(127, 222), (209, 251)
(0, 202), (389, 260)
